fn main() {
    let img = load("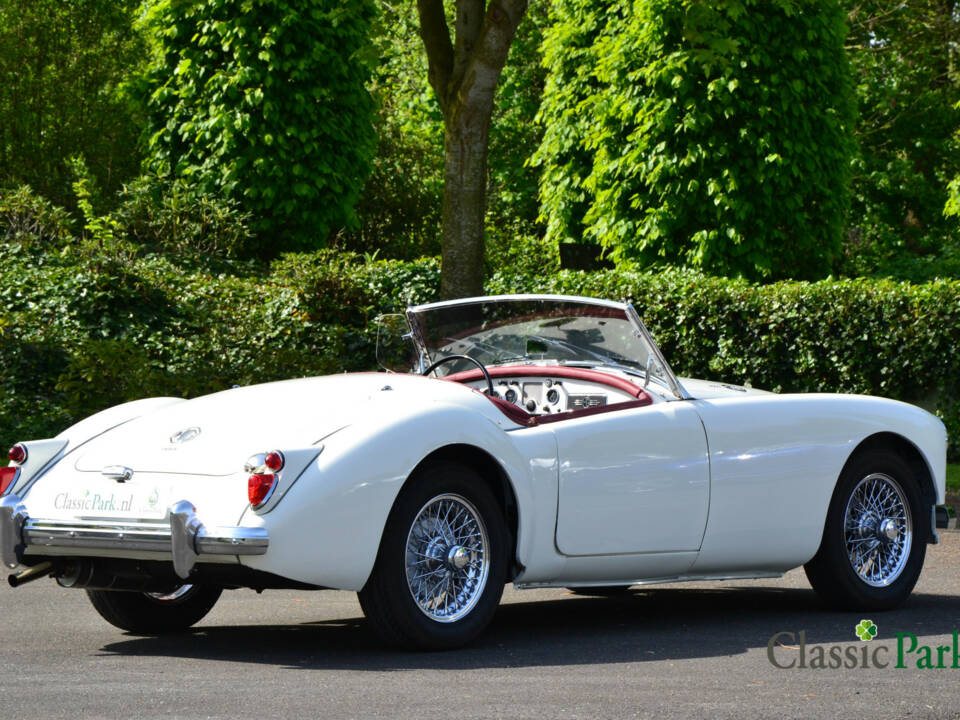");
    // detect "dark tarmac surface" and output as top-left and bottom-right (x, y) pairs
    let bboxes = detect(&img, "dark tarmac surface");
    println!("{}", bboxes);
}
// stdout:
(2, 533), (958, 719)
